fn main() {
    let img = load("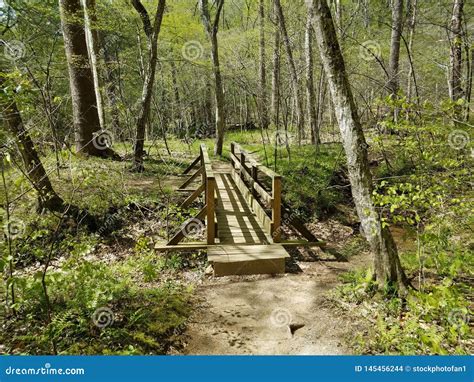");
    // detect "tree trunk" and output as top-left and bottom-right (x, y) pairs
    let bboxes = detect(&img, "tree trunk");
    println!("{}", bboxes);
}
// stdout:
(406, 0), (417, 103)
(387, 0), (404, 98)
(59, 0), (108, 157)
(1, 81), (64, 212)
(131, 0), (166, 171)
(305, 2), (319, 145)
(450, 0), (464, 120)
(82, 0), (106, 130)
(200, 0), (226, 156)
(311, 0), (408, 292)
(271, 0), (281, 128)
(274, 0), (304, 142)
(258, 0), (269, 131)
